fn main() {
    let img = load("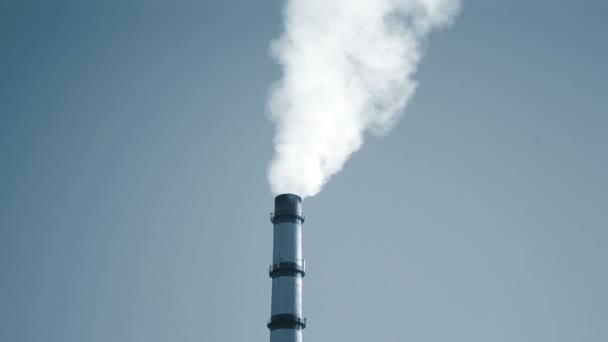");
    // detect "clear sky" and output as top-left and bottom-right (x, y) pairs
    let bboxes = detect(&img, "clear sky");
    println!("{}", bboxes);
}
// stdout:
(1, 1), (607, 341)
